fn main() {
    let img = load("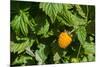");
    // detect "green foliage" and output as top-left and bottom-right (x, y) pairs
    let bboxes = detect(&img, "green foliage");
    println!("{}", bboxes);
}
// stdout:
(35, 43), (48, 64)
(12, 54), (33, 65)
(40, 3), (63, 22)
(76, 26), (87, 45)
(53, 52), (61, 63)
(10, 1), (95, 66)
(83, 42), (95, 55)
(11, 38), (35, 54)
(57, 4), (87, 27)
(11, 9), (34, 36)
(36, 19), (50, 36)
